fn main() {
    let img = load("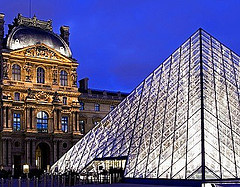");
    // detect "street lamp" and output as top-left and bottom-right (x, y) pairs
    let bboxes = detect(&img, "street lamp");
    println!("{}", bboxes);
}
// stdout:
(23, 164), (29, 178)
